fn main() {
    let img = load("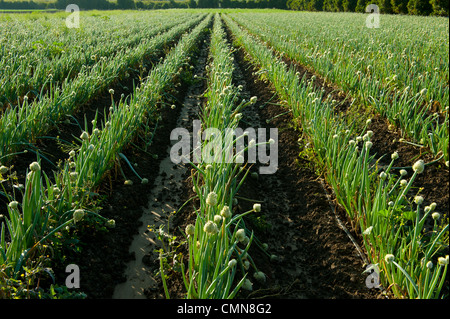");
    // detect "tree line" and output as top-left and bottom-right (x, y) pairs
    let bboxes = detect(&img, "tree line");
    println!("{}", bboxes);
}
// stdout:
(286, 0), (448, 16)
(0, 0), (287, 10)
(0, 0), (447, 16)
